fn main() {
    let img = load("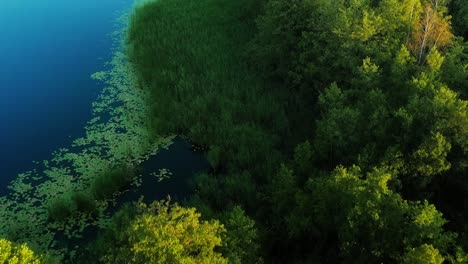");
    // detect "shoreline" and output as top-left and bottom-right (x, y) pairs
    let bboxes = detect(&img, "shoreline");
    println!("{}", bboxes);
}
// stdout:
(0, 2), (174, 260)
